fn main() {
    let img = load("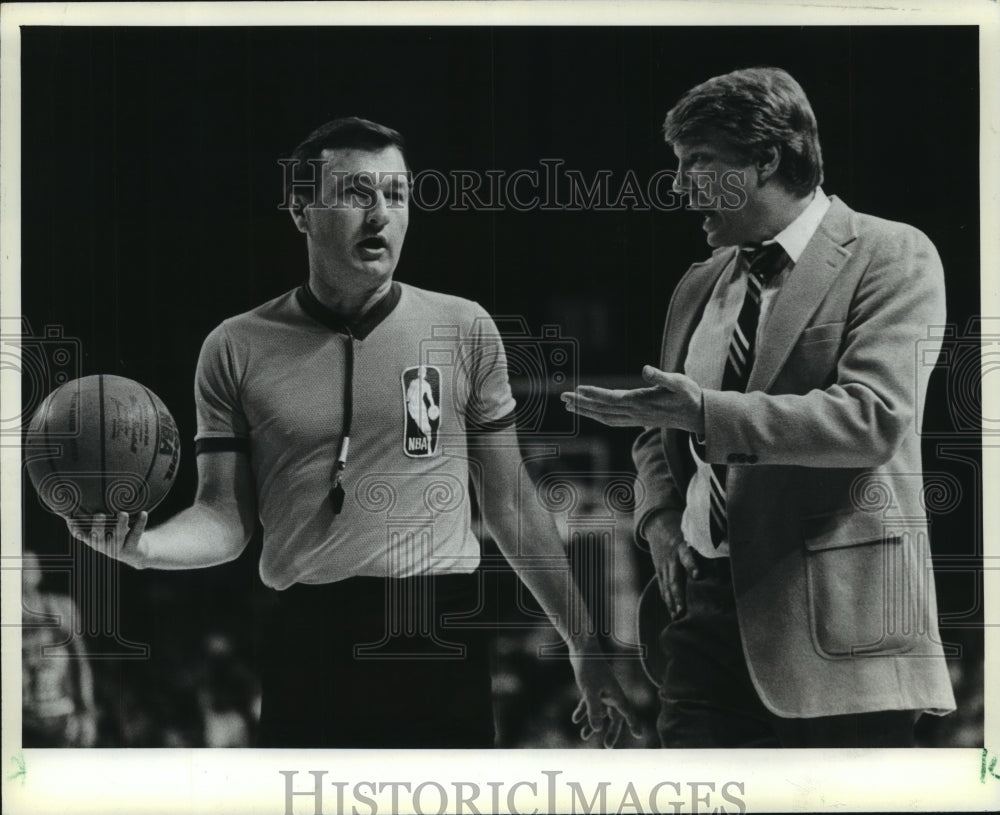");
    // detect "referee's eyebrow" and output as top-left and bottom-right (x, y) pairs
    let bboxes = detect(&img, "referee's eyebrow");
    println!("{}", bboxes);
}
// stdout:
(385, 173), (411, 193)
(334, 170), (411, 188)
